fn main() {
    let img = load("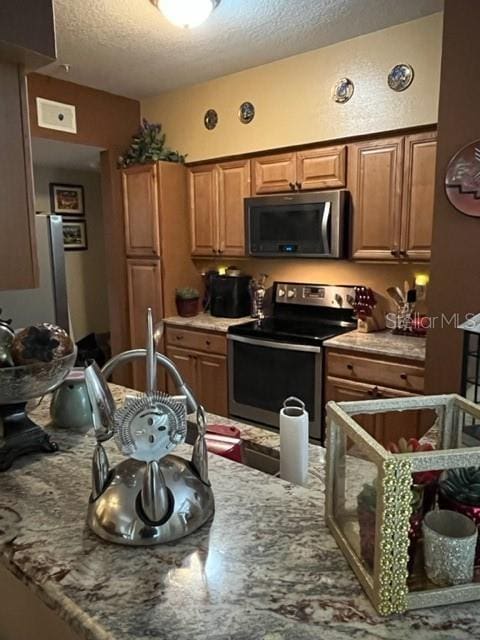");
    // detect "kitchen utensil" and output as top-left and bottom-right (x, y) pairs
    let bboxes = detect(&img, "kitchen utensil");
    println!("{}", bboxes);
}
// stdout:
(50, 368), (92, 430)
(423, 510), (478, 586)
(85, 308), (214, 546)
(84, 359), (115, 442)
(280, 397), (309, 486)
(386, 287), (405, 309)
